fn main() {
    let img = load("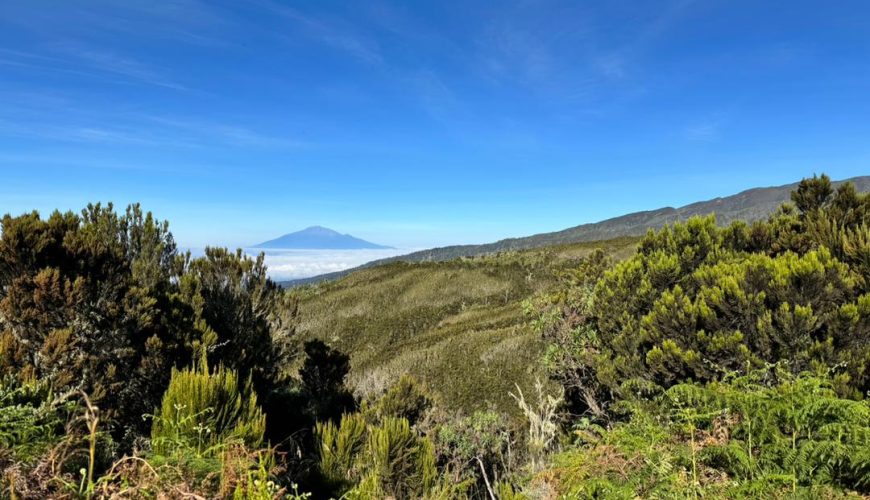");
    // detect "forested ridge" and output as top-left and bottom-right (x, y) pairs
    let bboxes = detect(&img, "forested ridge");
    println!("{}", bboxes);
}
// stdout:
(1, 174), (868, 498)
